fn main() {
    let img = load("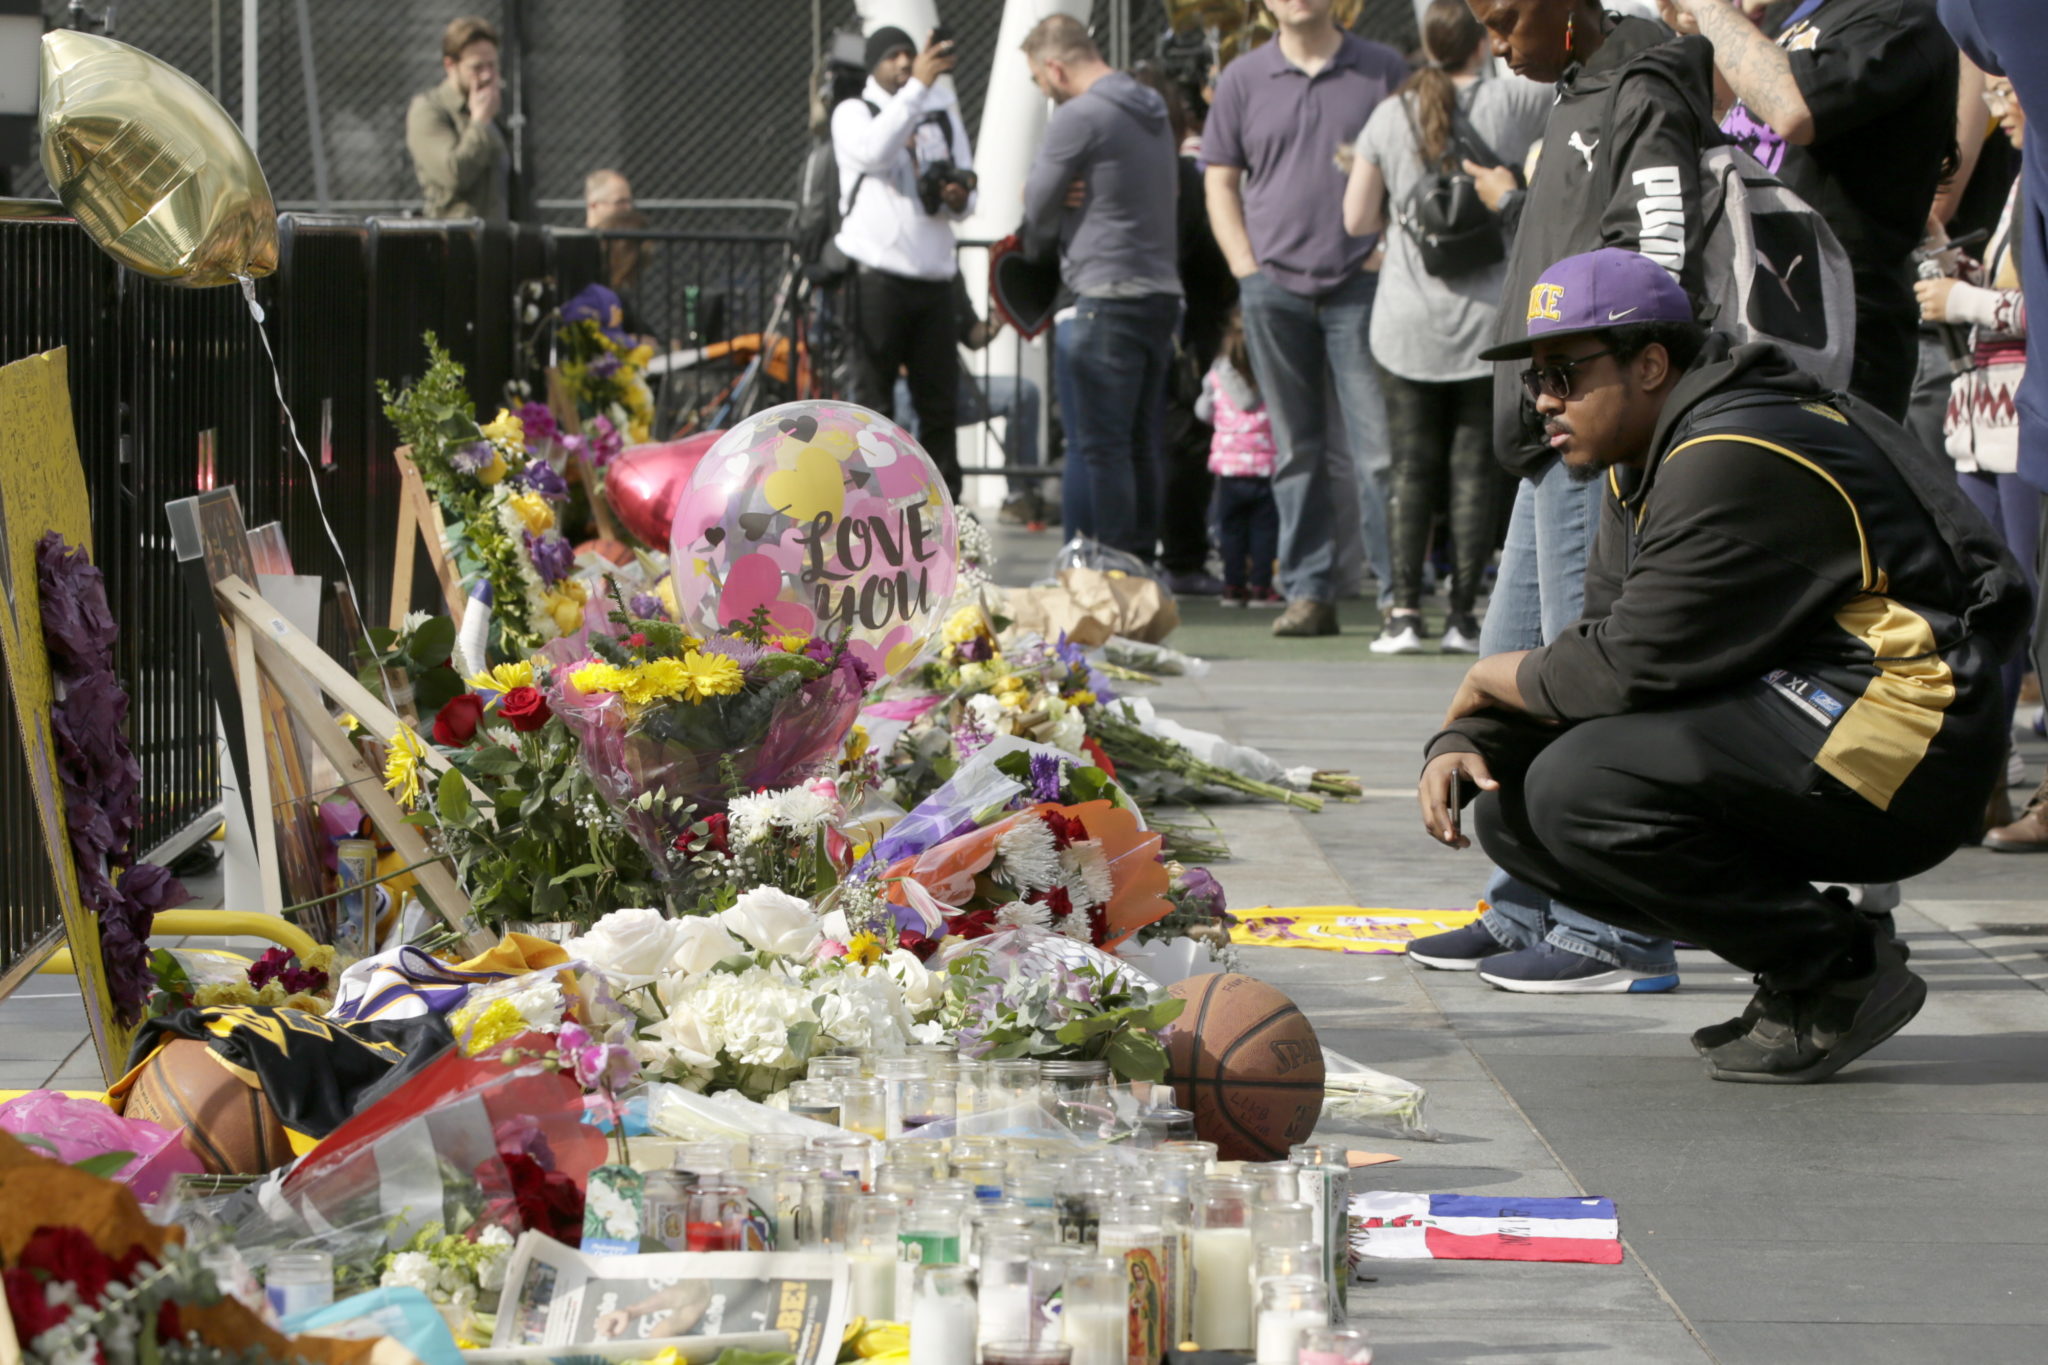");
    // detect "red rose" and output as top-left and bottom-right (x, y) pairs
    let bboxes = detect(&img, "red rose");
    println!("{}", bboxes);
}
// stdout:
(18, 1226), (117, 1307)
(432, 693), (485, 746)
(499, 685), (553, 732)
(5, 1267), (72, 1338)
